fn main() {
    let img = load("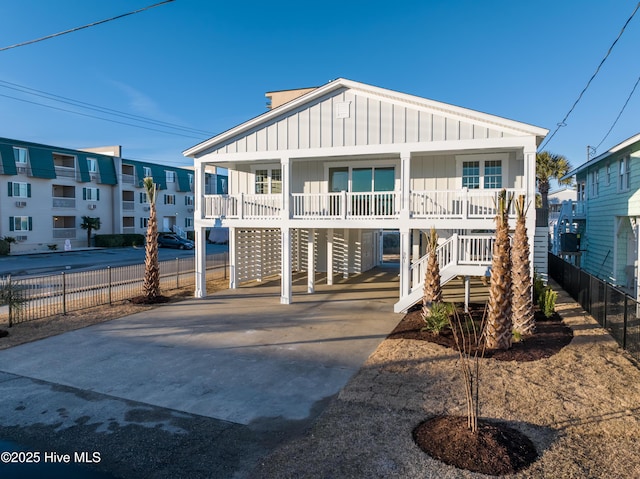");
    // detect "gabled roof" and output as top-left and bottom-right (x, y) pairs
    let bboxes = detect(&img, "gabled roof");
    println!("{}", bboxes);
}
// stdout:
(184, 78), (548, 157)
(563, 132), (640, 179)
